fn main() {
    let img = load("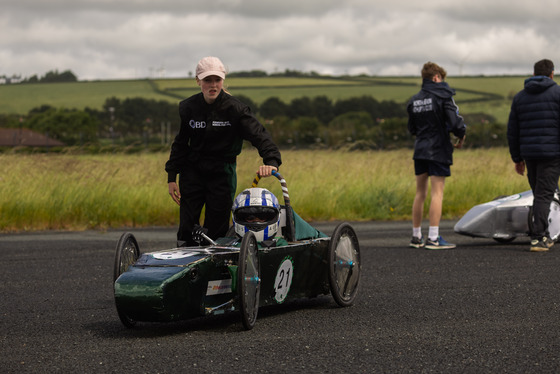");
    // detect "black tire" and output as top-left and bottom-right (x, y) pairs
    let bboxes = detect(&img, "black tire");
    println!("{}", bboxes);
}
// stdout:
(529, 199), (560, 242)
(328, 222), (361, 307)
(113, 232), (140, 328)
(493, 237), (516, 244)
(238, 232), (260, 330)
